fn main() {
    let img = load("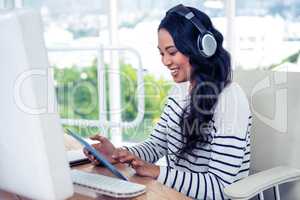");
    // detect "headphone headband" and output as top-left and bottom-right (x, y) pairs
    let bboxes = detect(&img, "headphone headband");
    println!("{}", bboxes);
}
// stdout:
(167, 4), (207, 35)
(166, 4), (217, 57)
